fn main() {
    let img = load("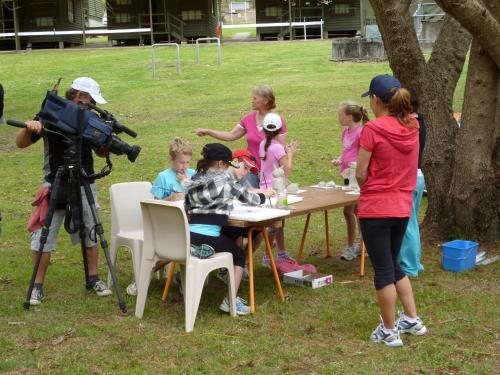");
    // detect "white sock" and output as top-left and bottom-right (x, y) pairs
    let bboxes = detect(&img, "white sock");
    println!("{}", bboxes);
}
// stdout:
(403, 312), (418, 323)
